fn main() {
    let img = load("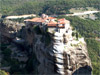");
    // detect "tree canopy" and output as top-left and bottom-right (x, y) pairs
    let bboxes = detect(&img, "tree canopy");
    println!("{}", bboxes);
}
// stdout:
(0, 0), (100, 15)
